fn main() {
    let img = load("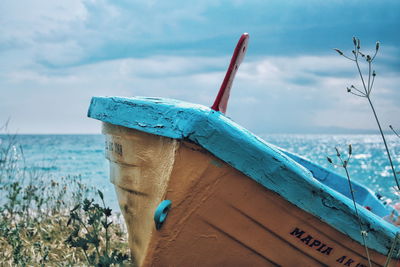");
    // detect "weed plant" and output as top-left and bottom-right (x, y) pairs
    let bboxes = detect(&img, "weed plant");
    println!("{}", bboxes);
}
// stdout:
(332, 38), (400, 265)
(327, 145), (372, 267)
(390, 125), (400, 140)
(0, 127), (130, 266)
(66, 190), (129, 266)
(334, 37), (399, 189)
